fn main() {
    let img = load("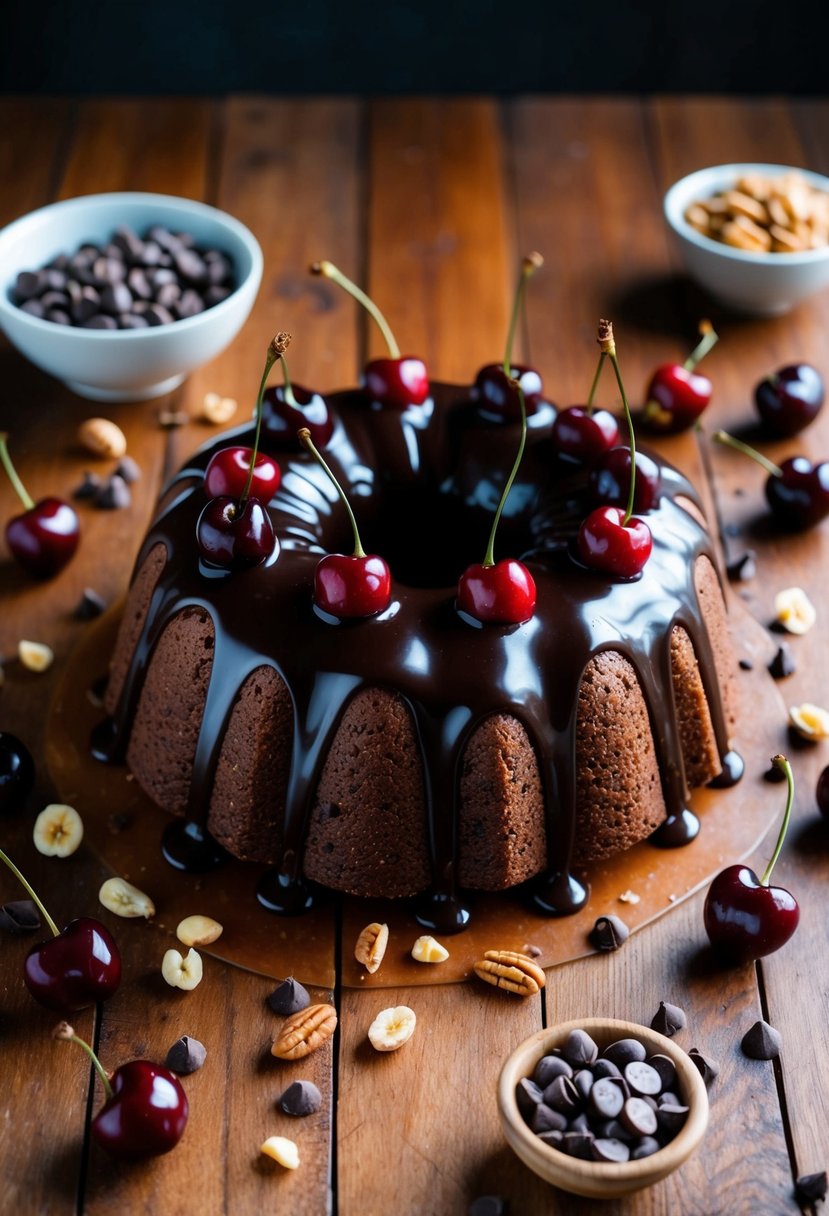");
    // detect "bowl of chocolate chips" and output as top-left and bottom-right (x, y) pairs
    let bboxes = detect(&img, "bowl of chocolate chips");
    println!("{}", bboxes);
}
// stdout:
(498, 1017), (709, 1199)
(0, 192), (262, 401)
